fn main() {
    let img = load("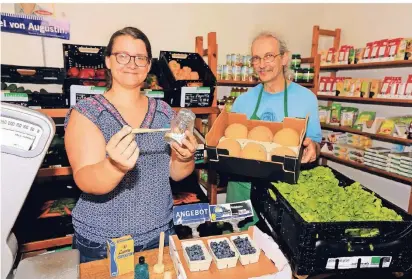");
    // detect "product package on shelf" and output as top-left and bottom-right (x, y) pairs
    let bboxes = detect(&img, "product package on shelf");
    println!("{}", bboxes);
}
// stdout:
(205, 111), (308, 184)
(169, 226), (292, 279)
(250, 166), (412, 276)
(158, 51), (216, 107)
(319, 36), (412, 65)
